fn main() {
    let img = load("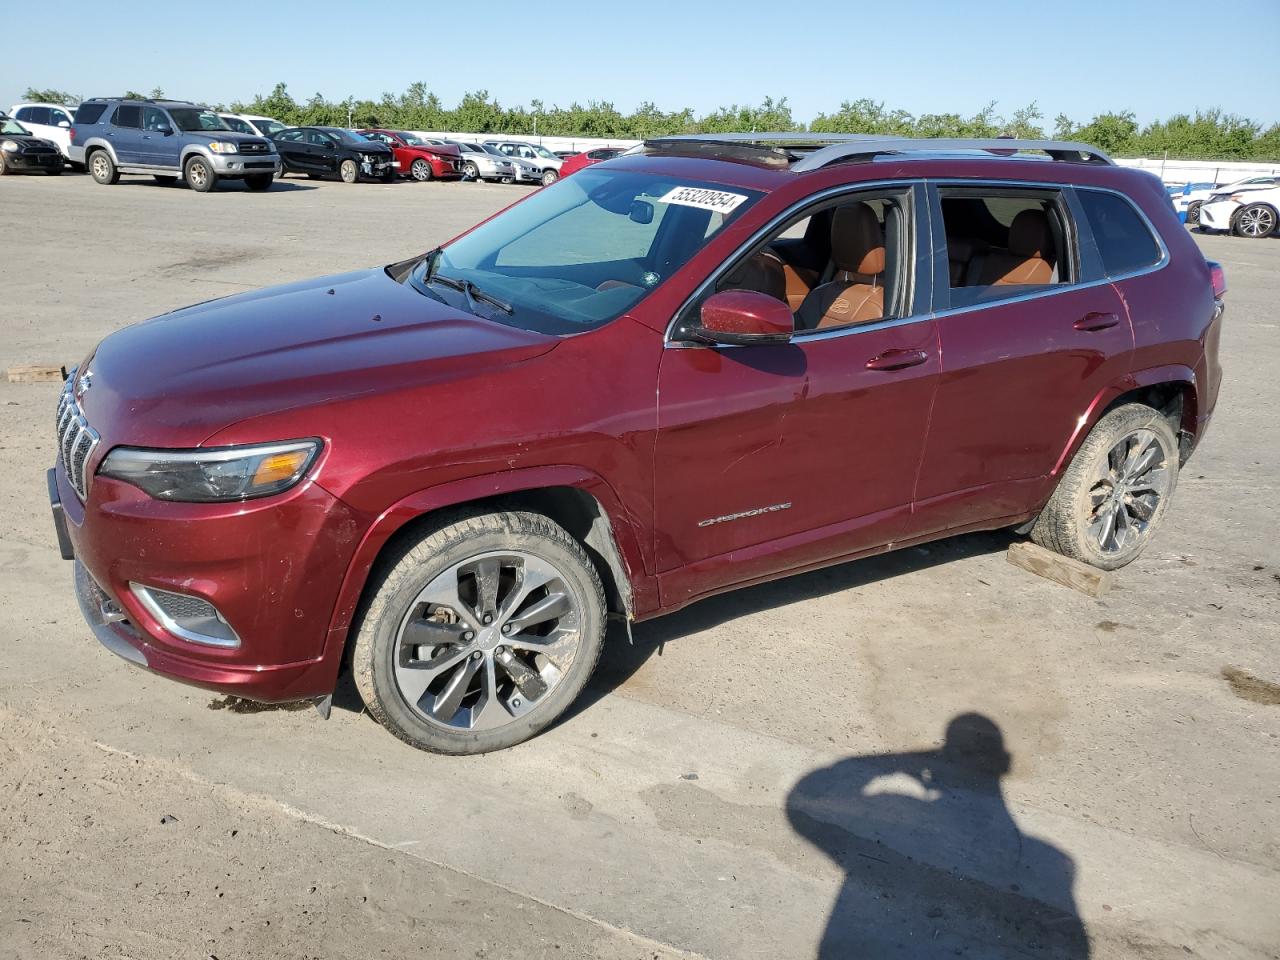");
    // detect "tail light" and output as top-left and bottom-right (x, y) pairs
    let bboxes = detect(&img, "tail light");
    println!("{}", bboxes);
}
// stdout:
(68, 127), (76, 141)
(1207, 260), (1226, 298)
